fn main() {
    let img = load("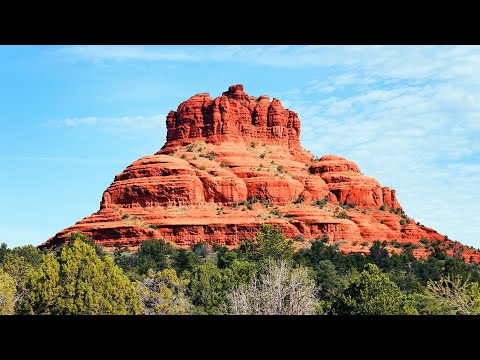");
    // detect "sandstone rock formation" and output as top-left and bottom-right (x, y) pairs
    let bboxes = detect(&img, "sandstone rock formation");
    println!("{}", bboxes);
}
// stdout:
(40, 84), (480, 263)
